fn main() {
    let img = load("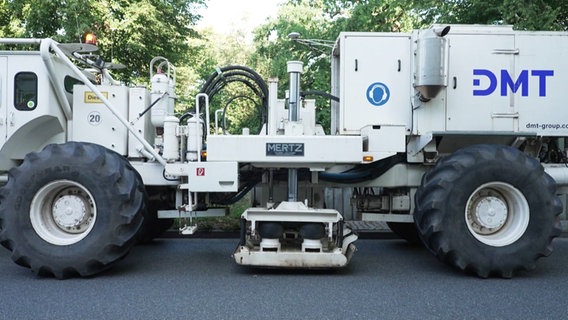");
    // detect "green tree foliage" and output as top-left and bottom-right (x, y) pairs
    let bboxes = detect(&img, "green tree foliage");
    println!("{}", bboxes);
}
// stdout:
(413, 0), (568, 30)
(103, 0), (204, 81)
(412, 0), (503, 25)
(501, 0), (568, 30)
(290, 0), (568, 31)
(0, 0), (205, 85)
